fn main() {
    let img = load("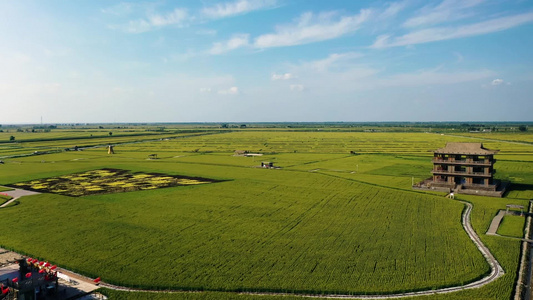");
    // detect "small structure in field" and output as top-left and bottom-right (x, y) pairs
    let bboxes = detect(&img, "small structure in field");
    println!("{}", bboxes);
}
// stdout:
(413, 142), (507, 197)
(148, 154), (158, 160)
(260, 162), (280, 169)
(506, 204), (524, 215)
(234, 150), (263, 157)
(234, 150), (248, 156)
(261, 162), (273, 168)
(107, 145), (115, 155)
